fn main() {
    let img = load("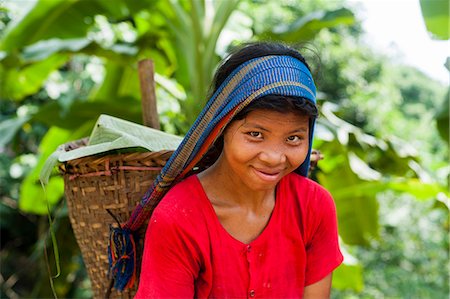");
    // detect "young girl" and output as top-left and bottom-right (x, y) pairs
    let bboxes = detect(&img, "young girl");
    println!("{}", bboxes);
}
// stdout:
(131, 42), (343, 298)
